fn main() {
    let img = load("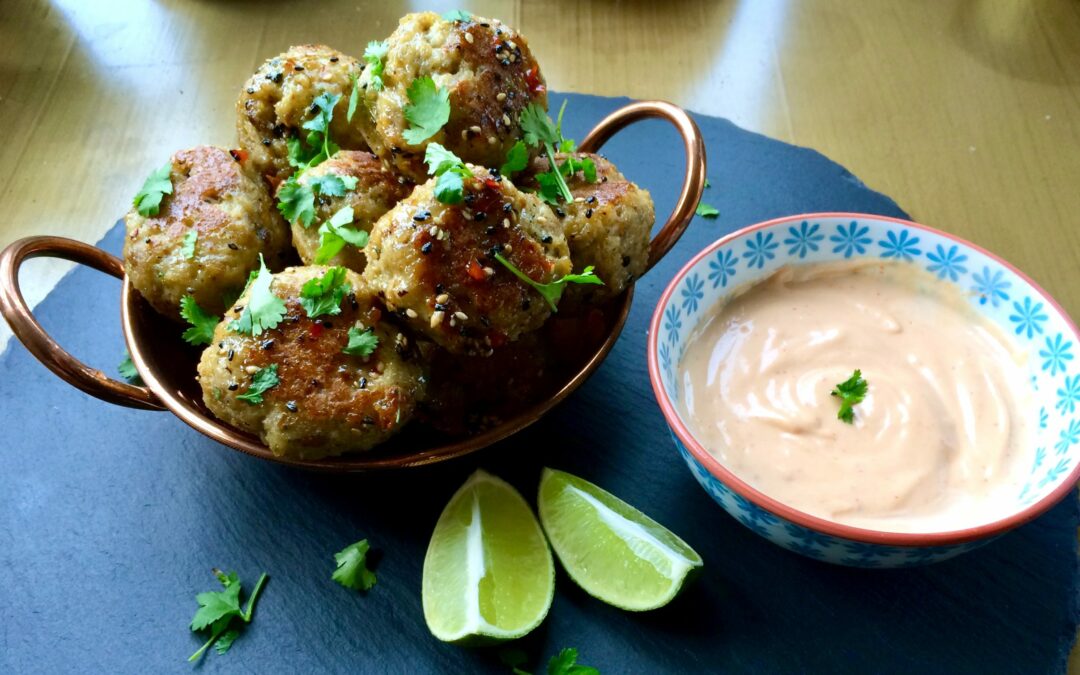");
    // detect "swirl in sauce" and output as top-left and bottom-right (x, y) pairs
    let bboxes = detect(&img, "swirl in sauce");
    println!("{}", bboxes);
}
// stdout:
(677, 261), (1033, 533)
